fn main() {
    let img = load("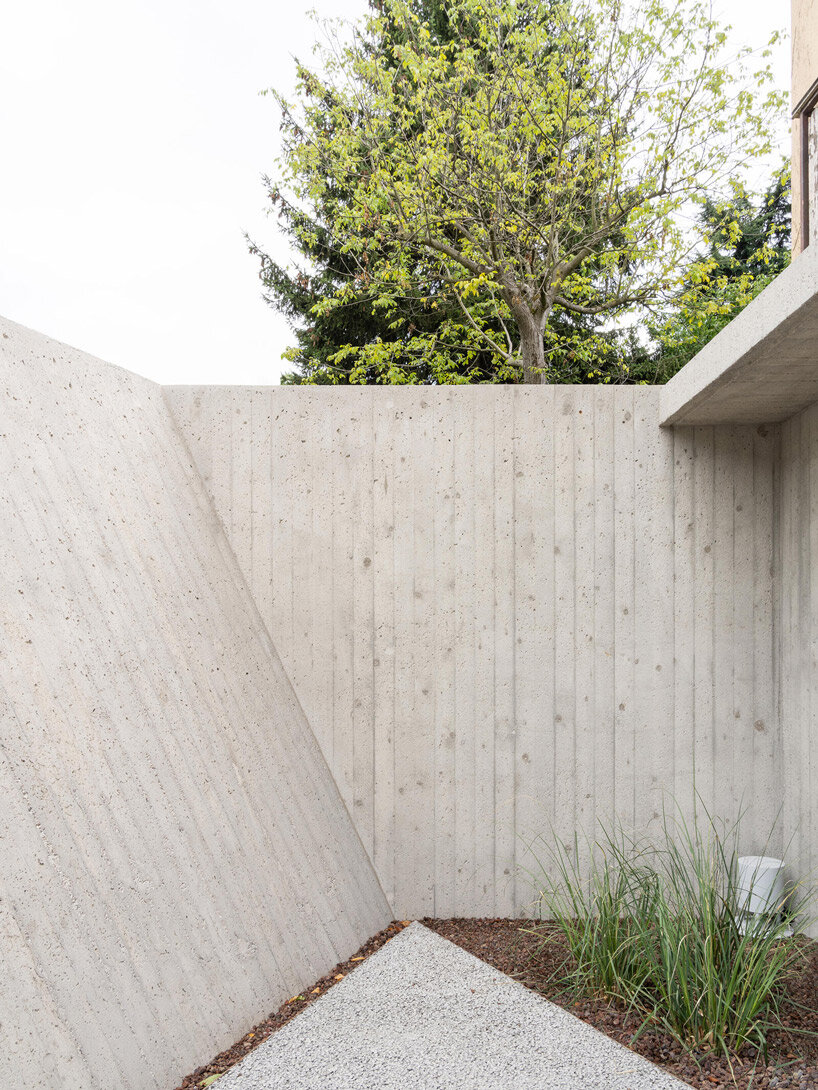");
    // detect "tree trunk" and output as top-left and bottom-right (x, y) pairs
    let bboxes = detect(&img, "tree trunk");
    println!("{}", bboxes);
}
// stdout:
(506, 294), (546, 383)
